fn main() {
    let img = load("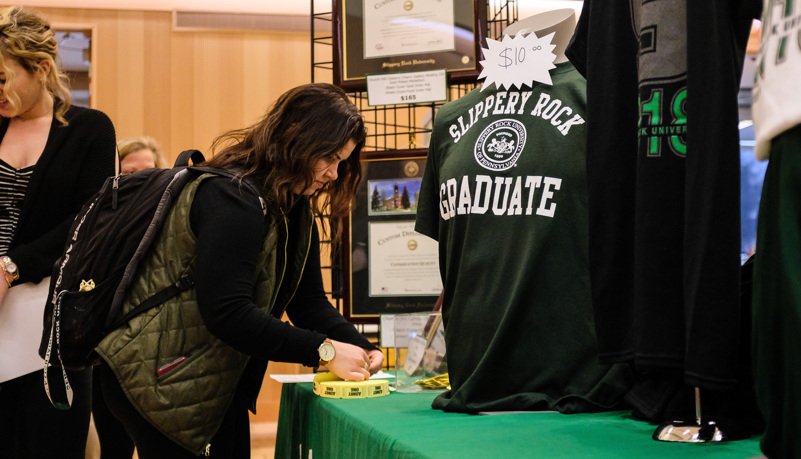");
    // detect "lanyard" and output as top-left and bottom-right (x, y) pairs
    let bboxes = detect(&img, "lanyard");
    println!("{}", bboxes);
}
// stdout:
(43, 290), (74, 410)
